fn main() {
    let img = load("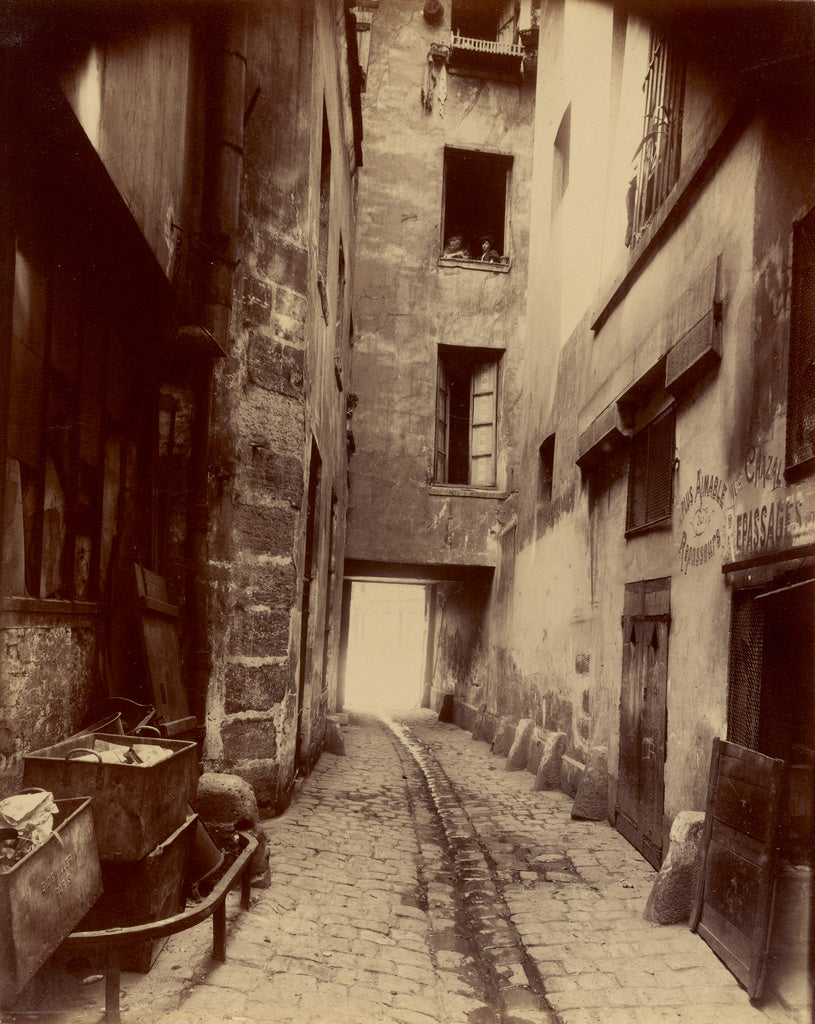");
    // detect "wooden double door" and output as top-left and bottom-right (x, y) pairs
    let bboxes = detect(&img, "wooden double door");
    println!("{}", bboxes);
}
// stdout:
(616, 578), (670, 869)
